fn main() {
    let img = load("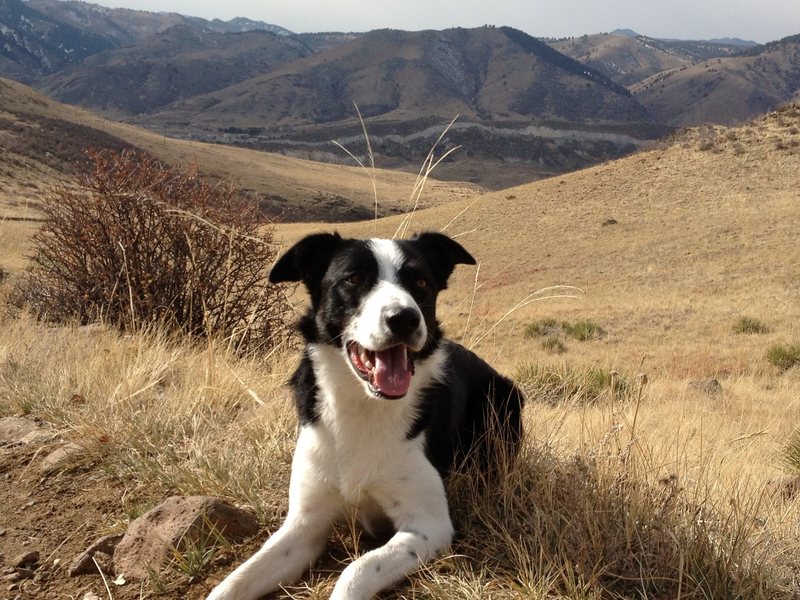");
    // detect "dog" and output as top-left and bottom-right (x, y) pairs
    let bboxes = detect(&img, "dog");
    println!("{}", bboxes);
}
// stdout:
(207, 231), (524, 600)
